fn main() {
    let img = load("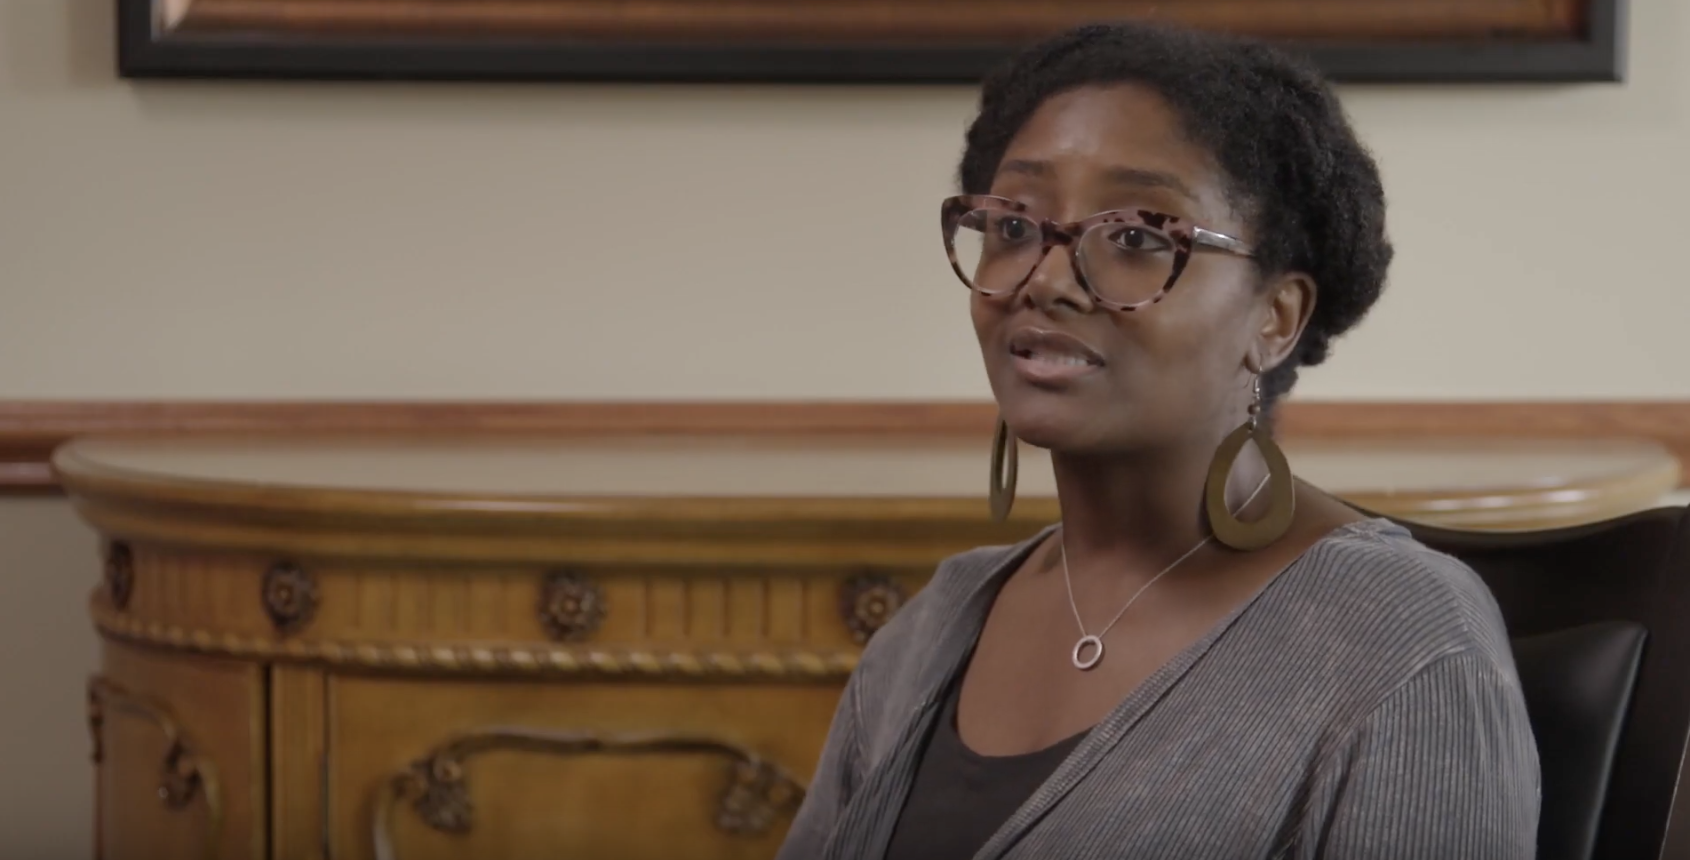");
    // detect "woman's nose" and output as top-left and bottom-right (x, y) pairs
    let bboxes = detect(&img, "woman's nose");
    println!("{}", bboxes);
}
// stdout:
(1020, 243), (1096, 315)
